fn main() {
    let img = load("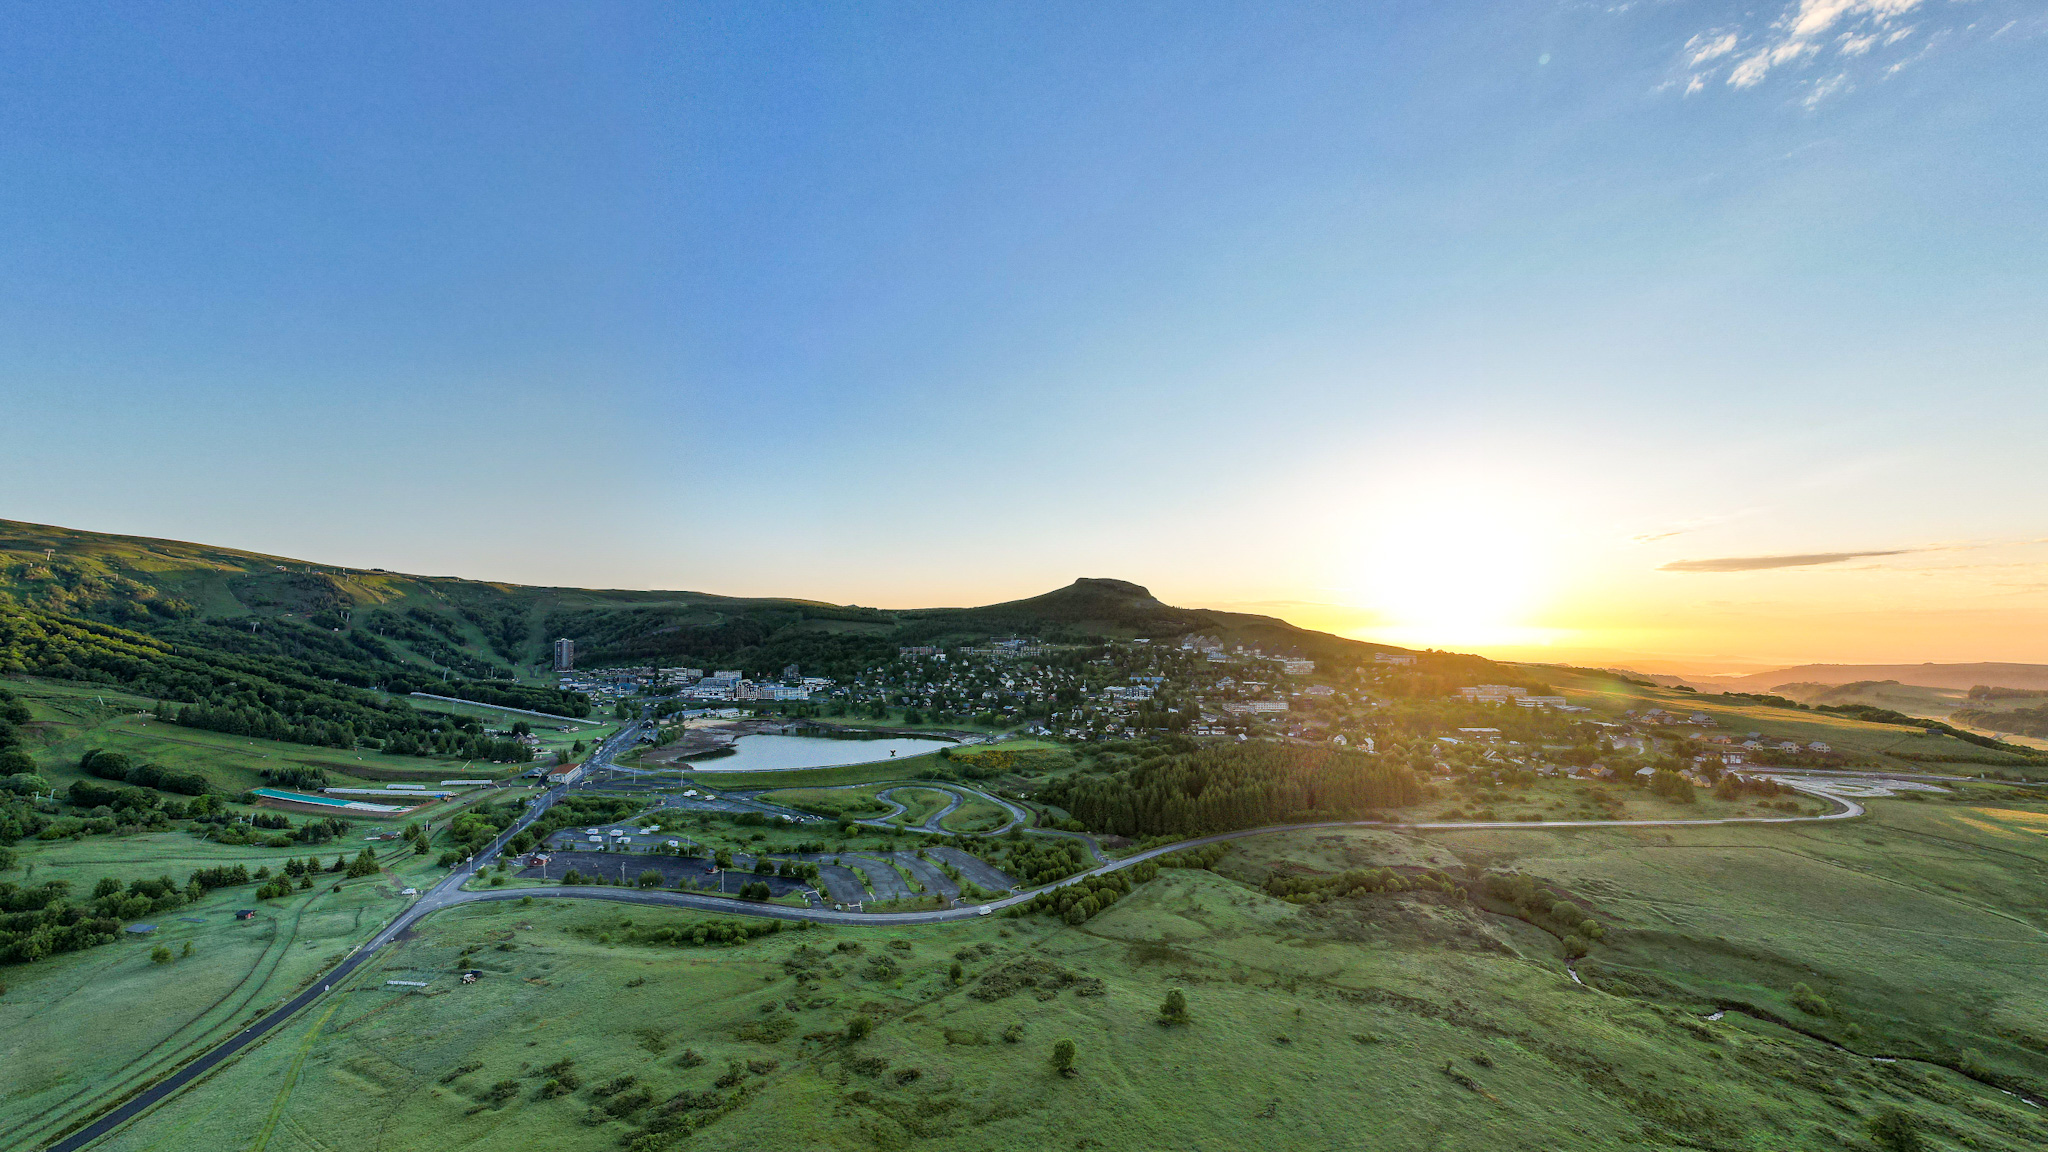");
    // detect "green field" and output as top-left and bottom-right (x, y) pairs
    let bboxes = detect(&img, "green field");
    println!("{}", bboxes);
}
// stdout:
(884, 787), (951, 828)
(81, 790), (2048, 1151)
(939, 796), (1011, 833)
(5, 677), (528, 801)
(1548, 669), (2035, 771)
(396, 692), (615, 758)
(0, 839), (439, 1150)
(753, 785), (892, 819)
